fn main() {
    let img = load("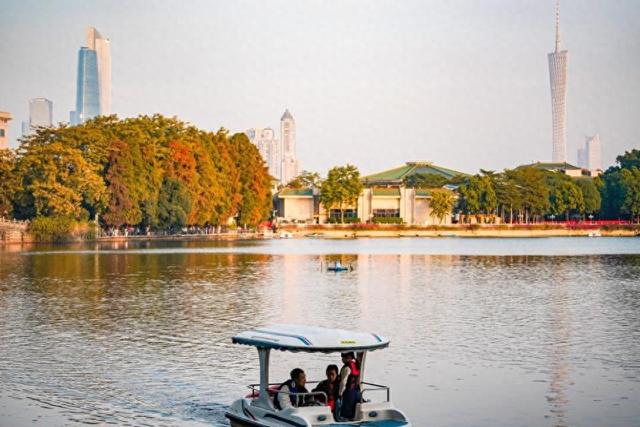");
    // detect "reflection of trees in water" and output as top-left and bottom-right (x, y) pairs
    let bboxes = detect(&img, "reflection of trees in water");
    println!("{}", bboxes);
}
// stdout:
(15, 250), (273, 339)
